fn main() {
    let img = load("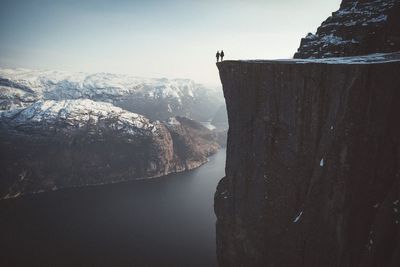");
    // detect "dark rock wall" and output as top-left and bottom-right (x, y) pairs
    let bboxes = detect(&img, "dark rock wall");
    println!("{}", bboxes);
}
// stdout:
(215, 56), (400, 266)
(295, 0), (400, 58)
